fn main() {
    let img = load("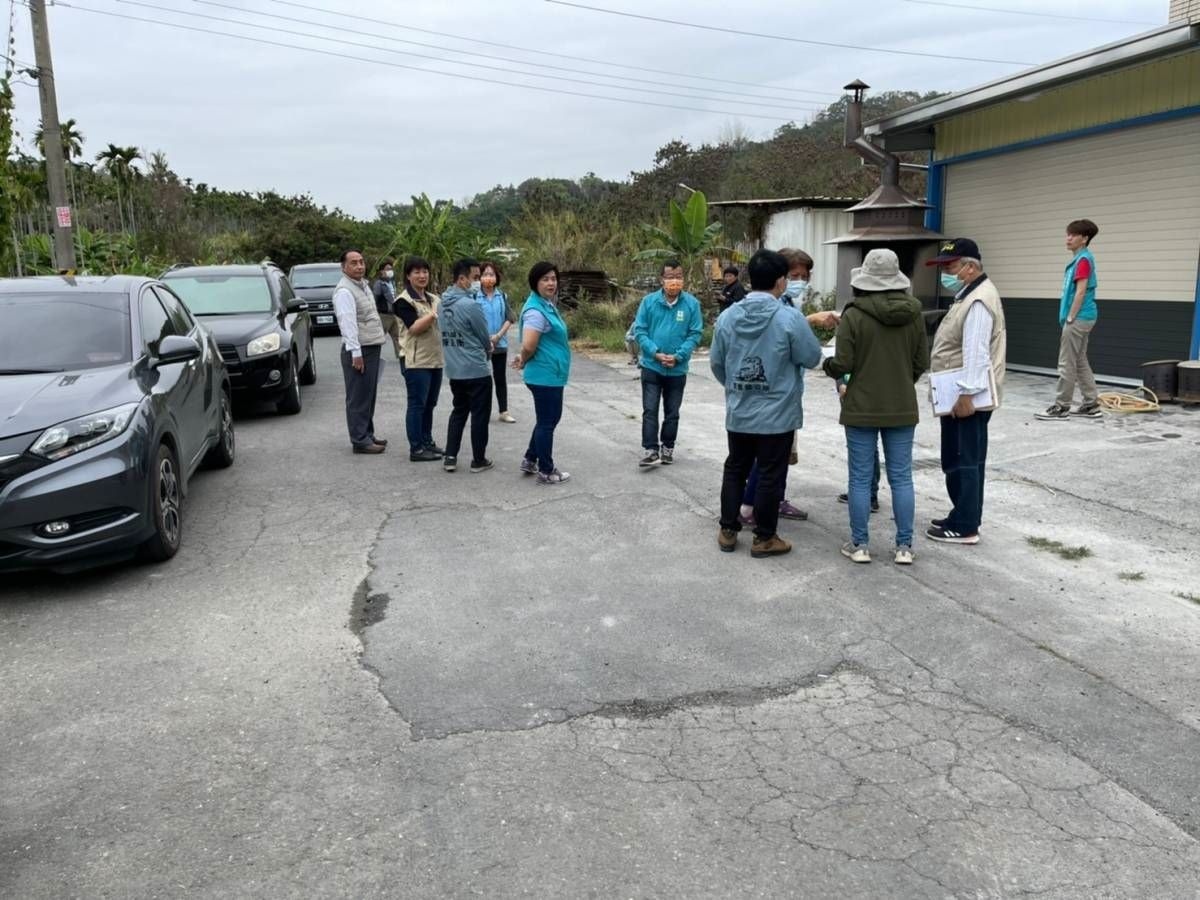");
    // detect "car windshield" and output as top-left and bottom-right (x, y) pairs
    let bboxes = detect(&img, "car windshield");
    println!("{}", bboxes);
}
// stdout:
(0, 293), (131, 372)
(290, 266), (341, 289)
(164, 274), (273, 315)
